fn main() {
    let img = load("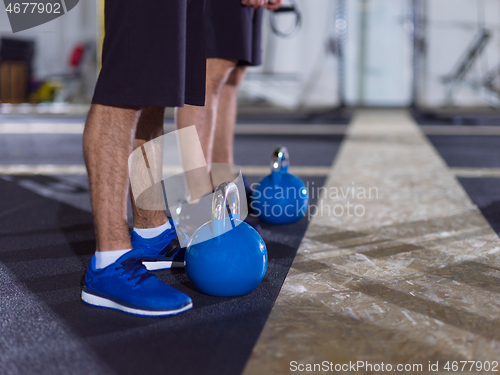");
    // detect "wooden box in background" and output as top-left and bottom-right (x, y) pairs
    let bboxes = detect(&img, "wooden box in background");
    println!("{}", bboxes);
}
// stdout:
(0, 61), (27, 103)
